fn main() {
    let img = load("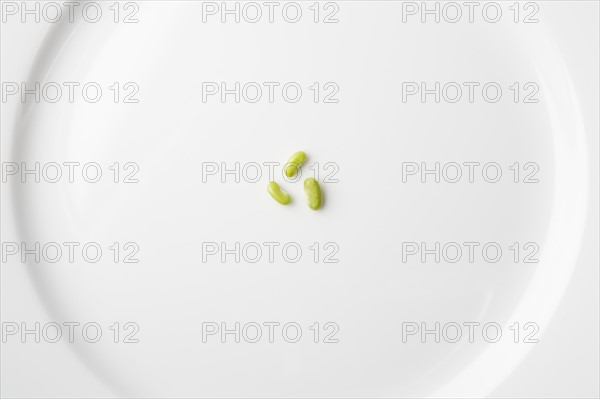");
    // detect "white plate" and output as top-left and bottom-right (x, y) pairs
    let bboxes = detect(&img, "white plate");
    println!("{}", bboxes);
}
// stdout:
(10, 2), (588, 397)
